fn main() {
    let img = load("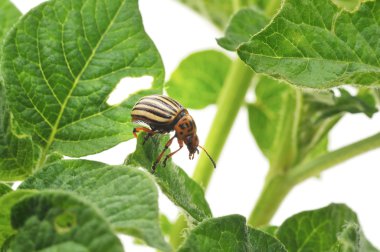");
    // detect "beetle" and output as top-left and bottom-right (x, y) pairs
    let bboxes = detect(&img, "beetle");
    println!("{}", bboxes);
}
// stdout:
(131, 94), (216, 172)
